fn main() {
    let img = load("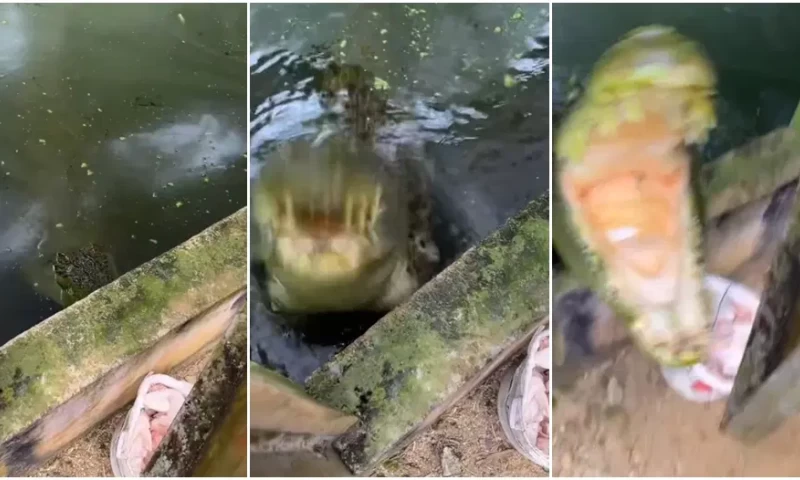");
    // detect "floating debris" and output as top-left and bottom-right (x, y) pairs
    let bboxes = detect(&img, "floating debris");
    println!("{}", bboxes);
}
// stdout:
(149, 239), (158, 245)
(81, 162), (88, 168)
(56, 223), (64, 228)
(177, 13), (185, 24)
(38, 139), (46, 145)
(175, 201), (184, 208)
(374, 77), (389, 90)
